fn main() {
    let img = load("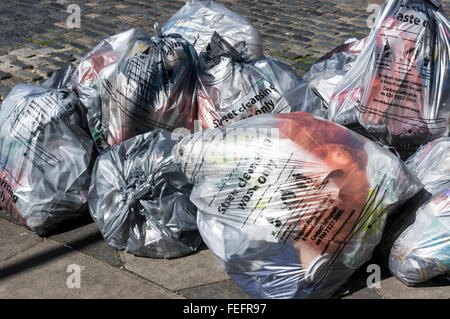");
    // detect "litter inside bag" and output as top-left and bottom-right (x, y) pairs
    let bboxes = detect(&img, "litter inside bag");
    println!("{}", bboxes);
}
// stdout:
(389, 188), (449, 285)
(163, 0), (263, 59)
(383, 137), (450, 285)
(0, 84), (94, 235)
(197, 32), (306, 128)
(328, 0), (450, 148)
(173, 111), (422, 298)
(89, 129), (202, 258)
(299, 38), (367, 118)
(73, 26), (198, 152)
